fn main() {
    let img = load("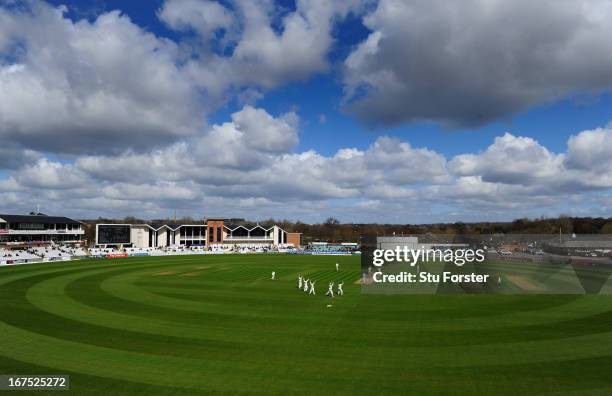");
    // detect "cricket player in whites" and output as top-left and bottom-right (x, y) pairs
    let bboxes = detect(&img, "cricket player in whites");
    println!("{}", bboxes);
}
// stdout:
(303, 279), (309, 292)
(326, 282), (334, 298)
(336, 262), (340, 271)
(337, 281), (344, 296)
(309, 280), (316, 295)
(271, 271), (276, 280)
(298, 275), (303, 290)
